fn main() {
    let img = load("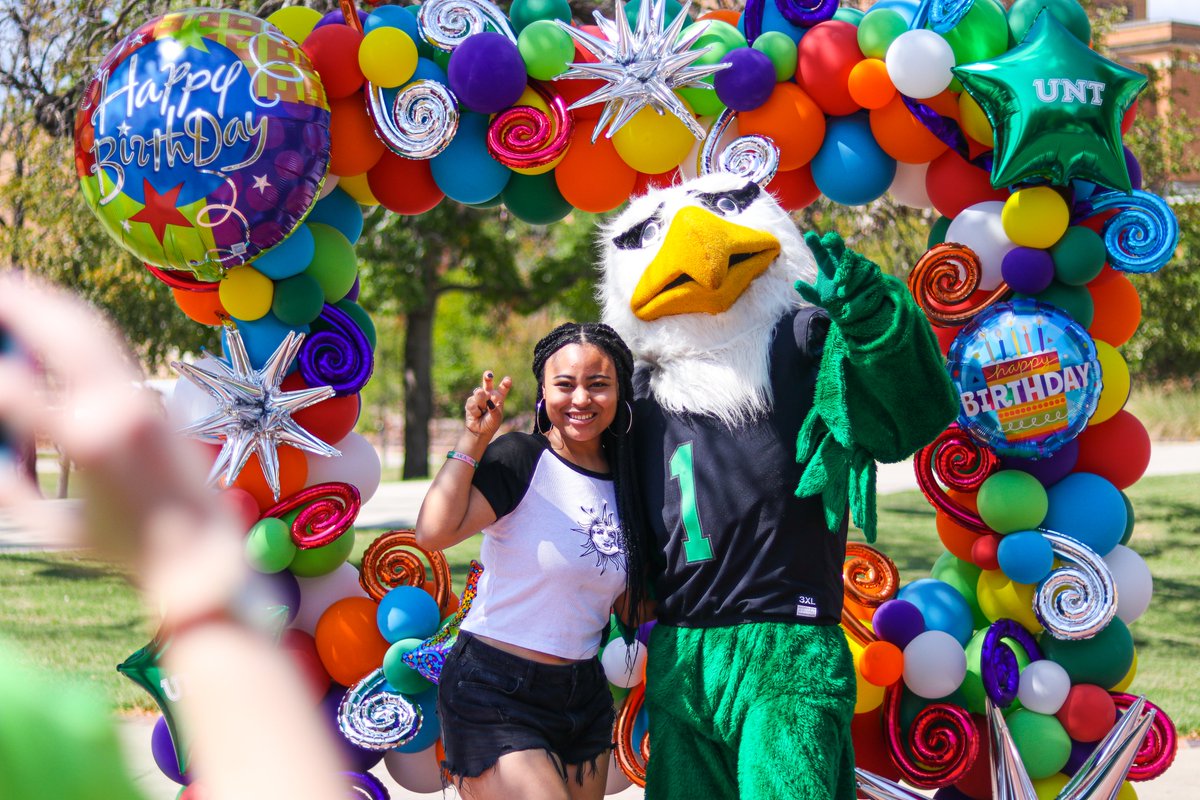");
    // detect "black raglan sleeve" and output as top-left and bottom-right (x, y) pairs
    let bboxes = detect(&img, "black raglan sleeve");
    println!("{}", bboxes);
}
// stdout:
(471, 432), (547, 519)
